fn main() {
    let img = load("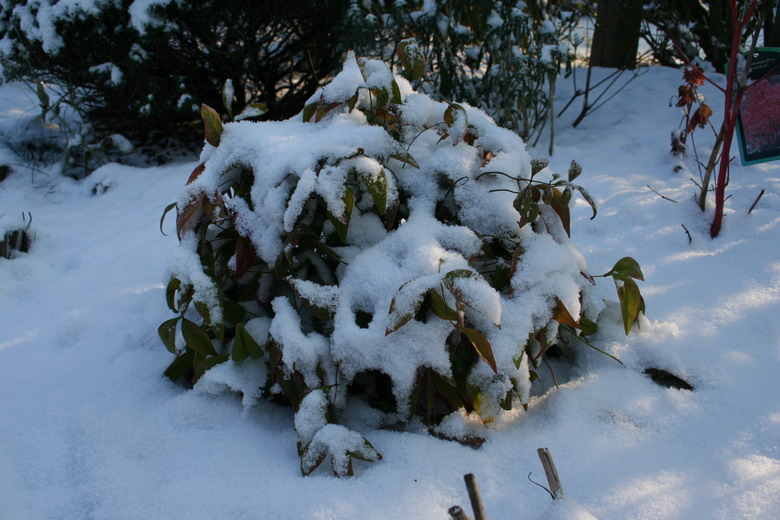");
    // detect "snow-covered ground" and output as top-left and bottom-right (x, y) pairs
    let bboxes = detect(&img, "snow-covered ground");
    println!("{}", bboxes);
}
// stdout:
(1, 65), (779, 519)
